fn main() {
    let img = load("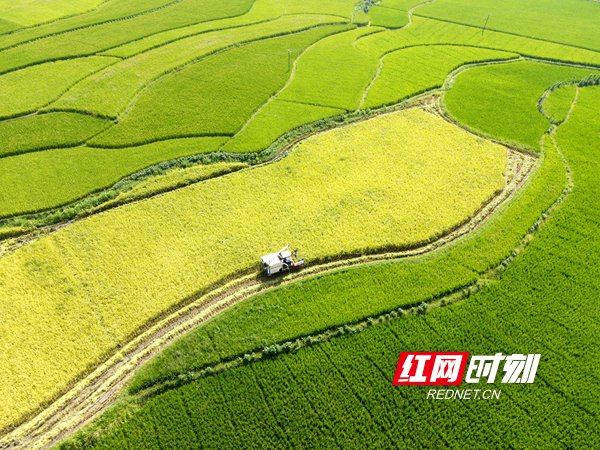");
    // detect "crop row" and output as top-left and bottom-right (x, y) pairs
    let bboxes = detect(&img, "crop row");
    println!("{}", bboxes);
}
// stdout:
(0, 136), (227, 218)
(0, 0), (179, 47)
(0, 0), (255, 73)
(0, 23), (350, 218)
(444, 60), (598, 150)
(88, 24), (351, 146)
(49, 15), (348, 118)
(415, 0), (600, 52)
(0, 0), (104, 29)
